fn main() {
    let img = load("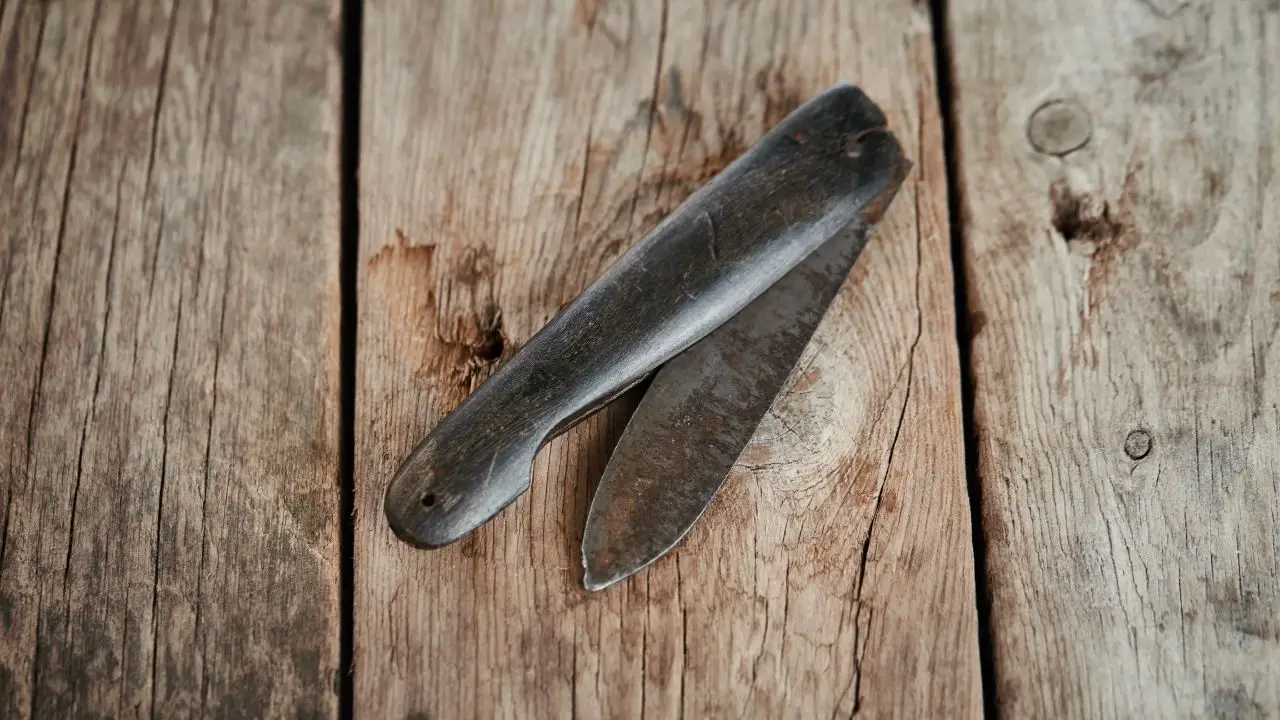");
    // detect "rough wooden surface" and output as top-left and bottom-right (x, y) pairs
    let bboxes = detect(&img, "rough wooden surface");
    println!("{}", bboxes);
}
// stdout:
(356, 0), (980, 716)
(0, 0), (342, 716)
(949, 0), (1280, 715)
